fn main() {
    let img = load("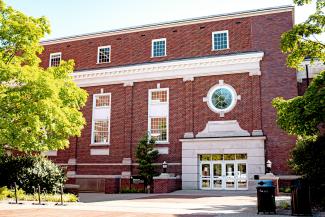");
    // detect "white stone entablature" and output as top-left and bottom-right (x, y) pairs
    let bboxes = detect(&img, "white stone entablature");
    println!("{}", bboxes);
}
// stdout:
(72, 52), (264, 87)
(196, 121), (251, 138)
